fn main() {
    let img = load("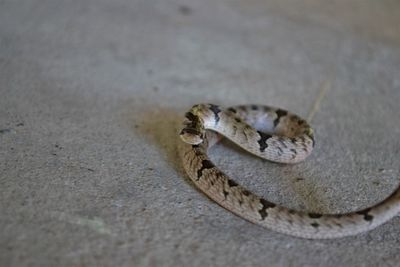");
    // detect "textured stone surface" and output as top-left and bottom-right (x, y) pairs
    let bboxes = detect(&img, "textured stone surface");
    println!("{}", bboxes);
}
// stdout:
(1, 0), (400, 266)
